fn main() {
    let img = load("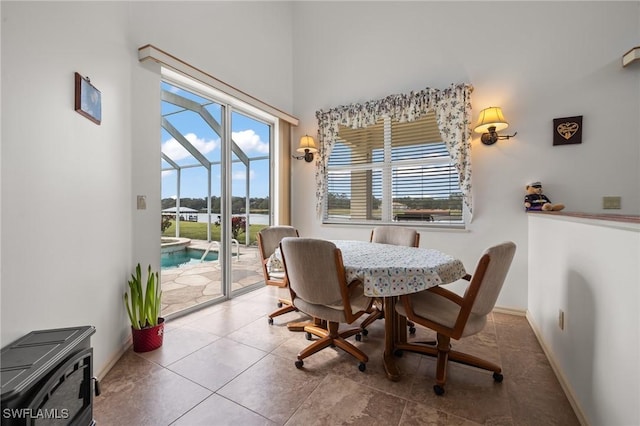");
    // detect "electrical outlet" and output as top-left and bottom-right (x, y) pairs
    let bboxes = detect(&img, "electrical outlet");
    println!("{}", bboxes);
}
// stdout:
(603, 196), (621, 209)
(558, 309), (565, 331)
